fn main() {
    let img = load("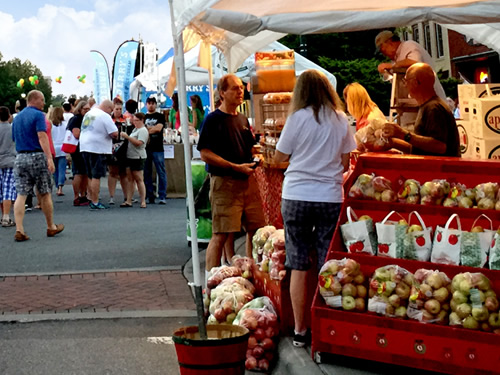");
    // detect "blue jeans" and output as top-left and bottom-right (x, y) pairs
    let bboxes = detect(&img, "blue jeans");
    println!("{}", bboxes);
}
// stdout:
(53, 156), (67, 187)
(144, 151), (167, 200)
